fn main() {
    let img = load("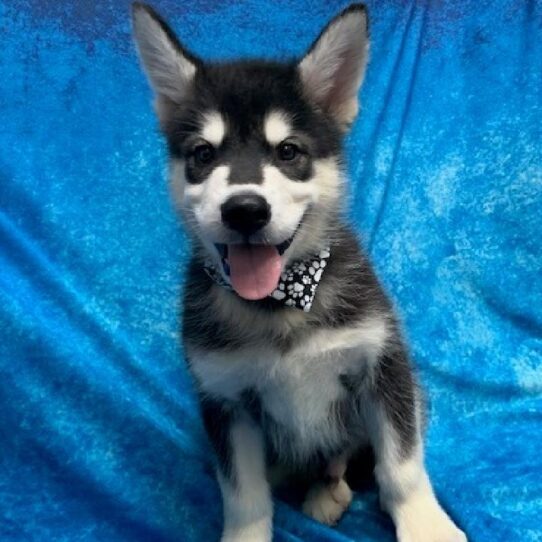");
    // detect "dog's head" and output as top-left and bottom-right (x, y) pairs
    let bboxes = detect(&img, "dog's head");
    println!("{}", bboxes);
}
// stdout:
(132, 3), (369, 300)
